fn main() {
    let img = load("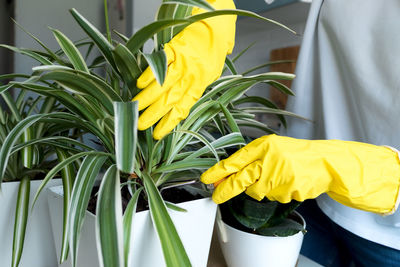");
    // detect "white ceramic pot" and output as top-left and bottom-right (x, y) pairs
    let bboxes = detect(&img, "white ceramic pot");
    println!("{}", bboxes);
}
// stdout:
(47, 185), (217, 267)
(217, 211), (305, 267)
(0, 179), (62, 267)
